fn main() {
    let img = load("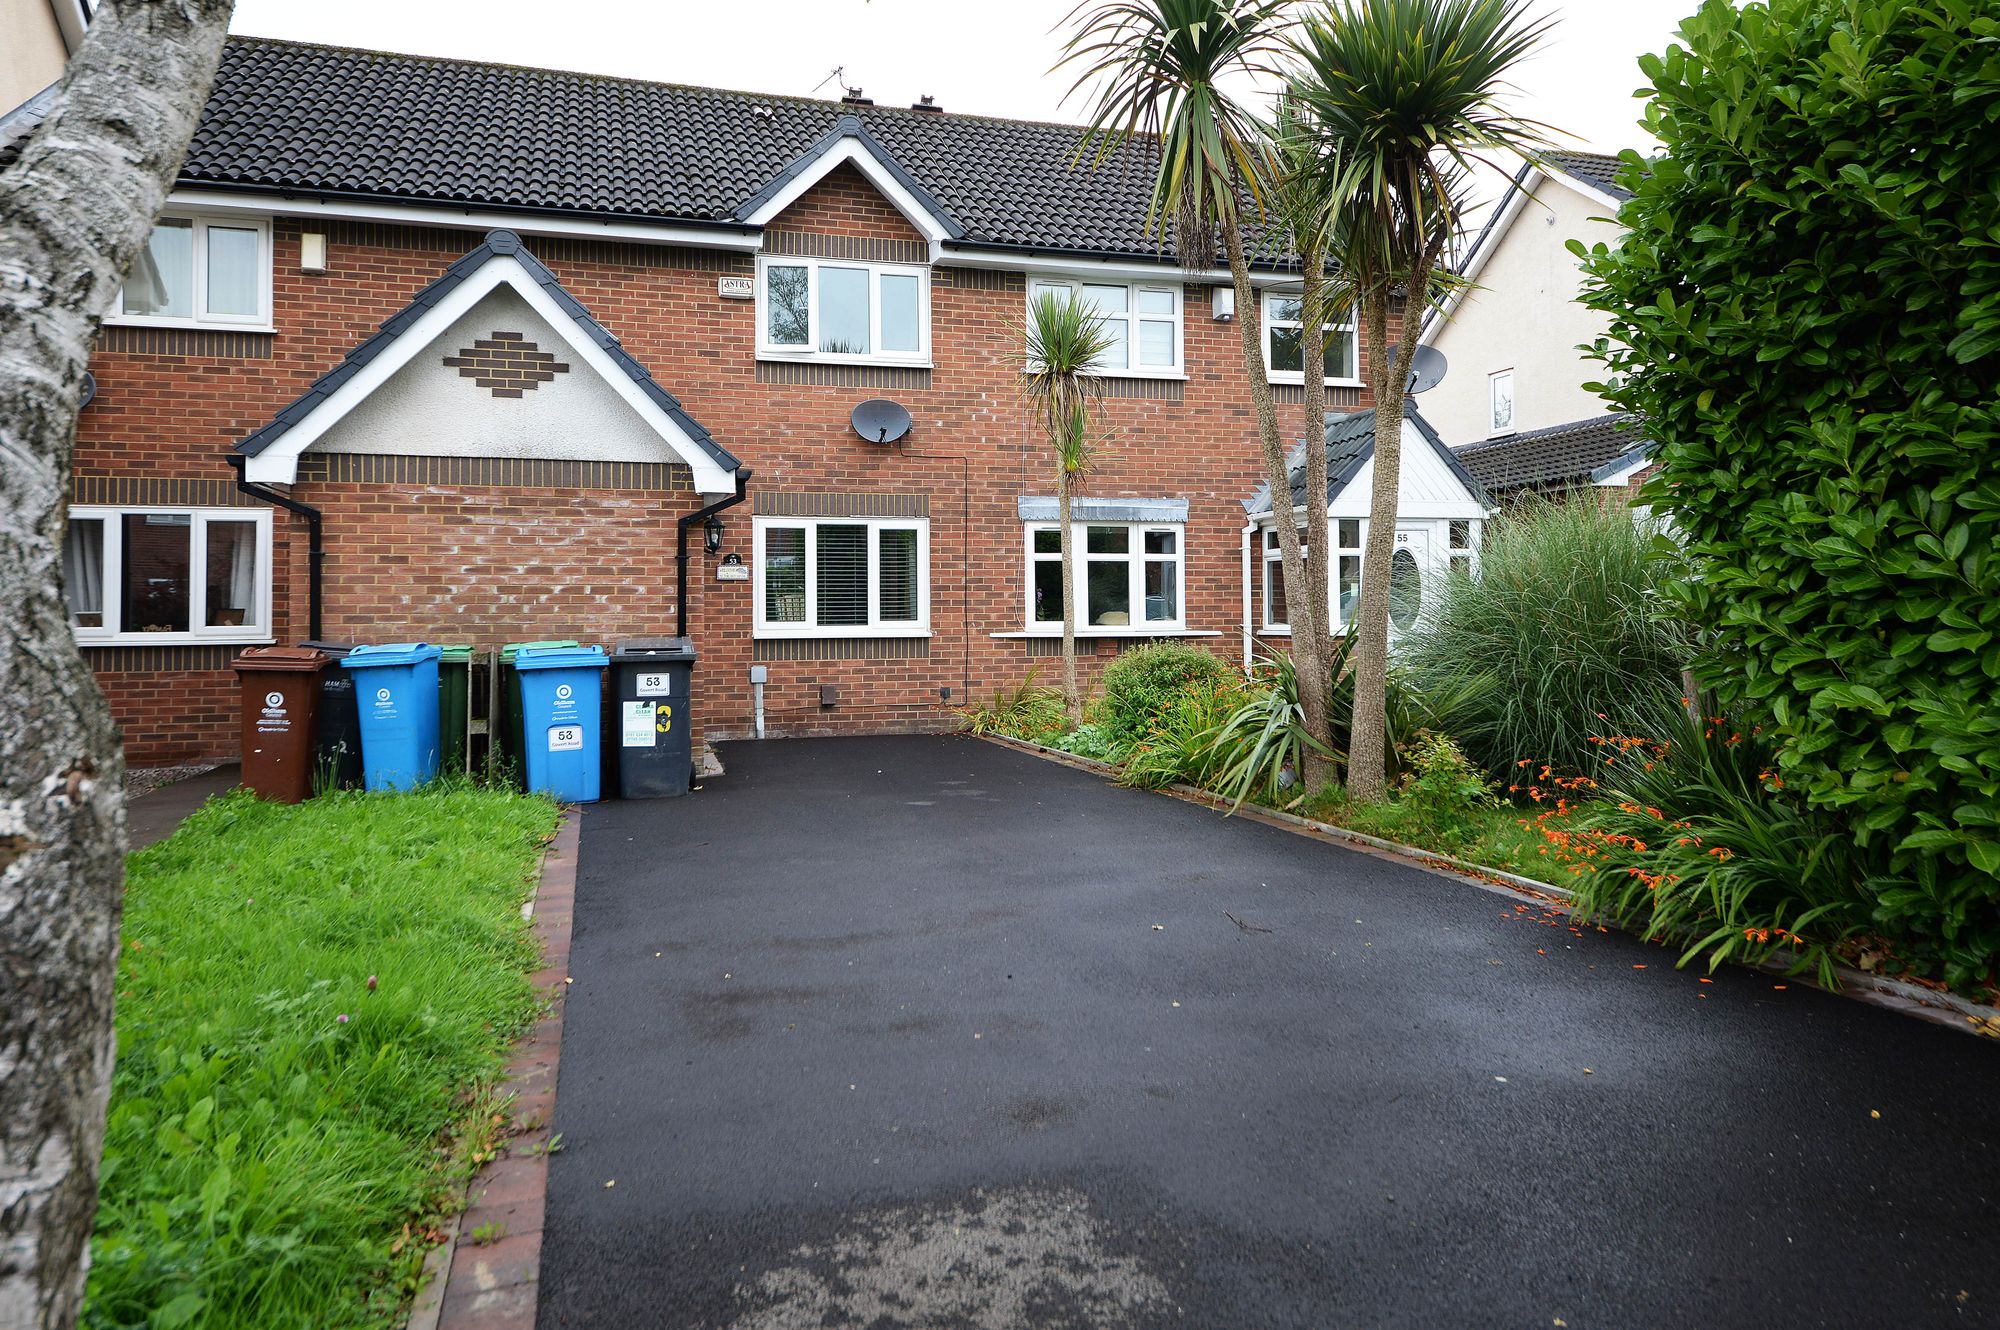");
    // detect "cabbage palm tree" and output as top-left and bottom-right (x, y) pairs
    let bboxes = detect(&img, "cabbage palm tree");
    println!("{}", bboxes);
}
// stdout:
(1059, 0), (1326, 721)
(1288, 0), (1551, 800)
(1019, 289), (1119, 725)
